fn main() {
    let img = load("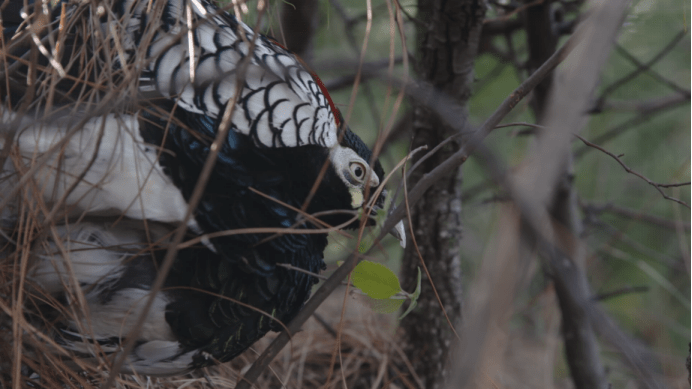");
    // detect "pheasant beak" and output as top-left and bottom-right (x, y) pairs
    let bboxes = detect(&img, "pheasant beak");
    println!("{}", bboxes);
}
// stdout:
(369, 188), (407, 249)
(390, 219), (407, 248)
